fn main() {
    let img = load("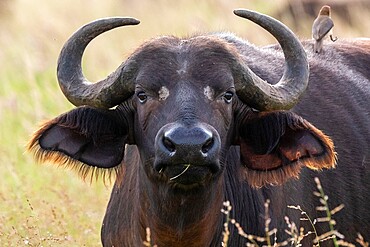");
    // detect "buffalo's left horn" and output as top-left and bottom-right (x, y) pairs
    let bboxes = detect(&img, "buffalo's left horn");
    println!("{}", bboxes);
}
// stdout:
(233, 9), (309, 111)
(57, 17), (140, 108)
